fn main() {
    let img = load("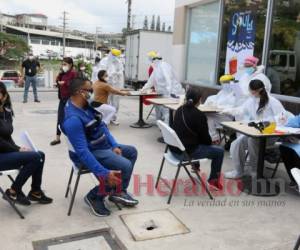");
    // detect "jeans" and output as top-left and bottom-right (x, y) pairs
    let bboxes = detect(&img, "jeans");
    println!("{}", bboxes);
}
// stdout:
(88, 144), (138, 199)
(24, 75), (38, 101)
(280, 145), (300, 183)
(0, 151), (45, 193)
(56, 99), (67, 136)
(172, 145), (224, 181)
